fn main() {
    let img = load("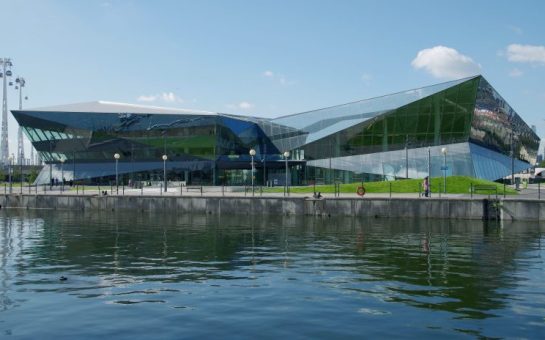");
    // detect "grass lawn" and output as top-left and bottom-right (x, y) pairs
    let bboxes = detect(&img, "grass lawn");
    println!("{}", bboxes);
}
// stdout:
(264, 176), (516, 195)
